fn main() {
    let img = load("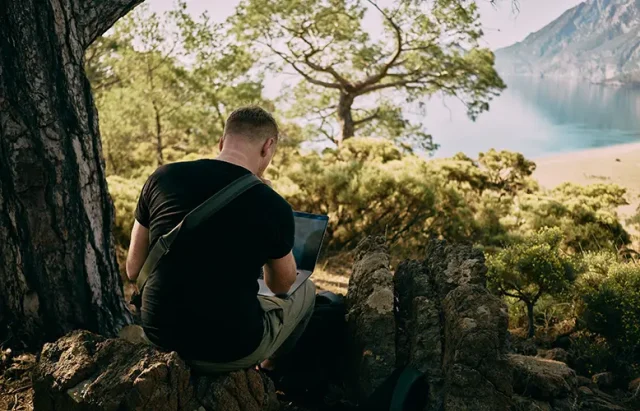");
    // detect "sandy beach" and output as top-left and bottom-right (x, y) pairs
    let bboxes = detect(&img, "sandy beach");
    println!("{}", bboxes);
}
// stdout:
(533, 142), (640, 221)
